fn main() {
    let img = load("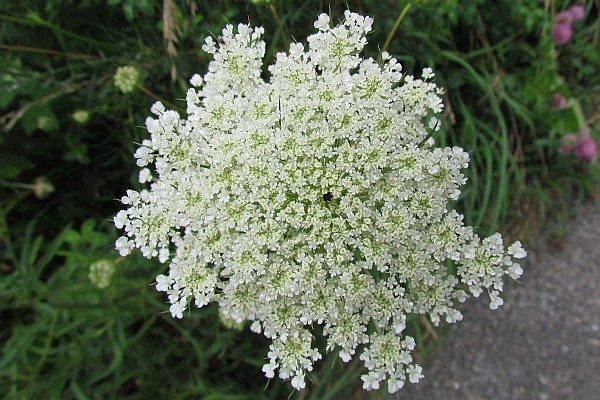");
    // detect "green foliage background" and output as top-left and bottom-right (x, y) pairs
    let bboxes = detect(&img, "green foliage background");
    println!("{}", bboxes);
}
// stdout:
(1, 0), (599, 399)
